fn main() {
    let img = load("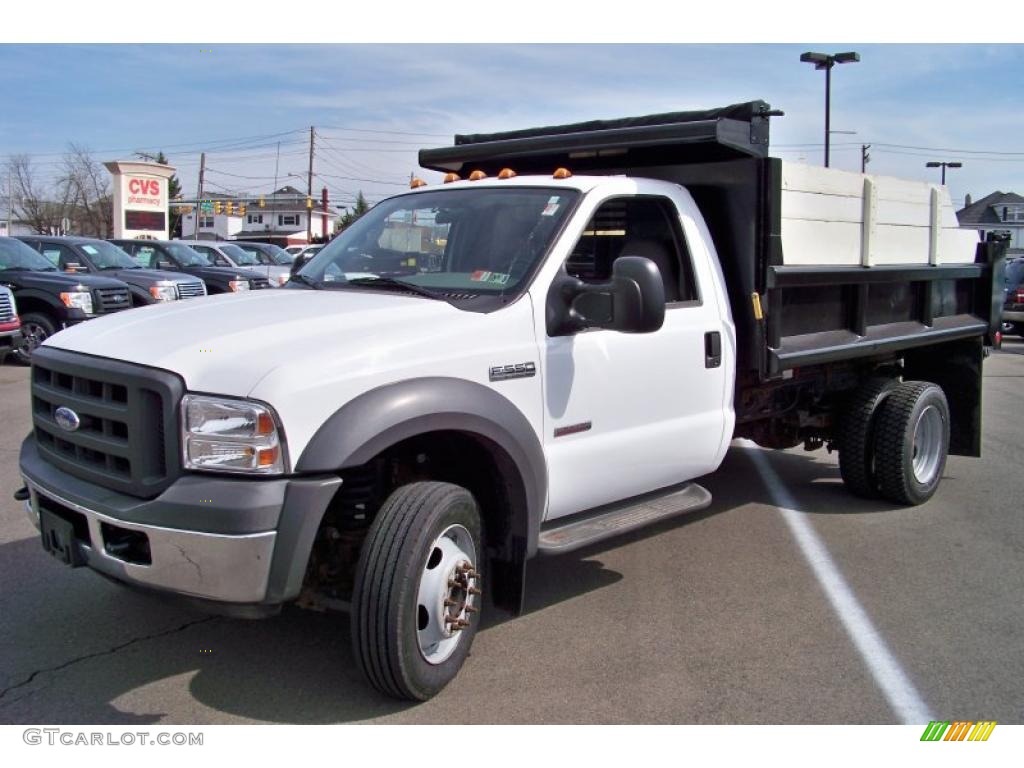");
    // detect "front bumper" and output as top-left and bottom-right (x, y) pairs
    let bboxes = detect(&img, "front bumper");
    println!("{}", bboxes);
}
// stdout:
(20, 435), (341, 610)
(0, 328), (22, 353)
(1001, 309), (1024, 322)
